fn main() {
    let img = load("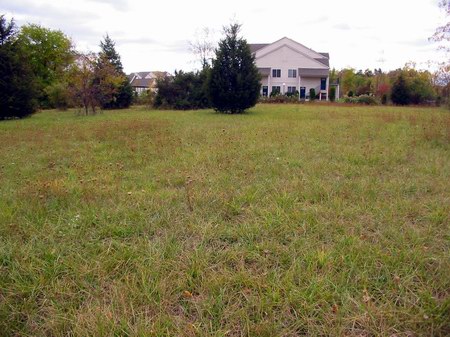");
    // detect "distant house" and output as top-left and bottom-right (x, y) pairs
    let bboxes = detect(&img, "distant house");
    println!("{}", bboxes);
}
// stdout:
(127, 71), (169, 94)
(249, 37), (331, 100)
